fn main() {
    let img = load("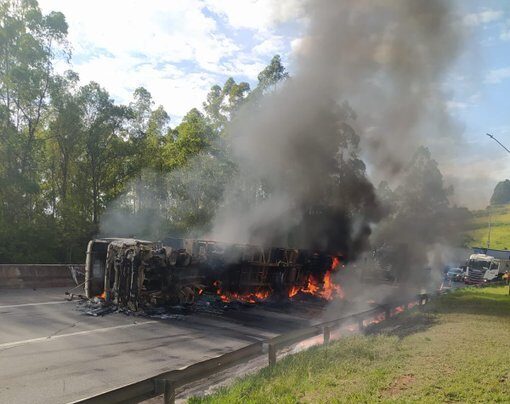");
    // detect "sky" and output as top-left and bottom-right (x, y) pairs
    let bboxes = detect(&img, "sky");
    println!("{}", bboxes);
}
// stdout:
(37, 0), (510, 209)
